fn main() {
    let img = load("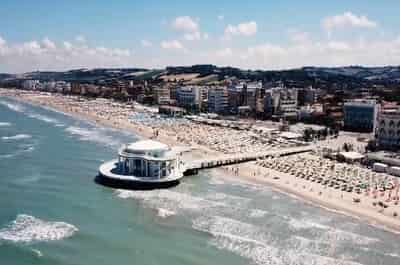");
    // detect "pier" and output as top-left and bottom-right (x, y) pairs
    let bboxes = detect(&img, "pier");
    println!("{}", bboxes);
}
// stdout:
(183, 145), (314, 175)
